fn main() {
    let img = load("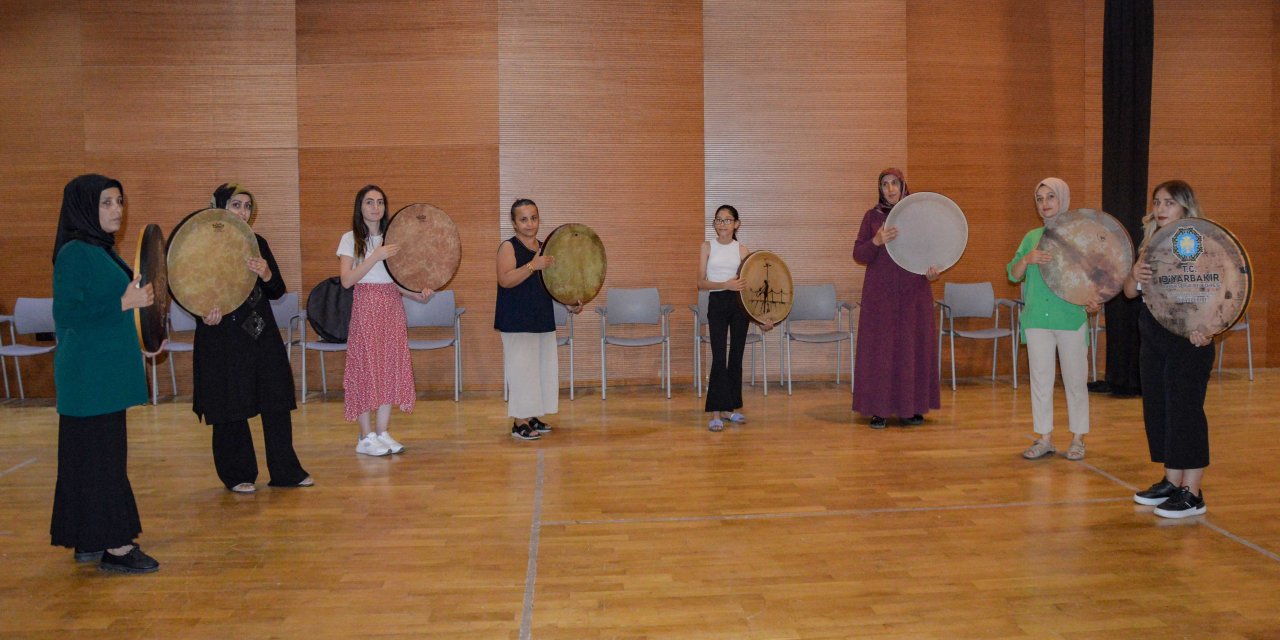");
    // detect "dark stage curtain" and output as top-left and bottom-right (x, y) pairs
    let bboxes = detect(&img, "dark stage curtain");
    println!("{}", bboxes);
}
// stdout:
(1099, 0), (1153, 396)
